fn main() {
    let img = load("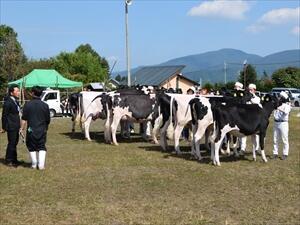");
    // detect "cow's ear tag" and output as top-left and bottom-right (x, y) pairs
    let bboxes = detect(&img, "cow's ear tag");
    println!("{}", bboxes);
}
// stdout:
(265, 97), (269, 101)
(234, 93), (237, 97)
(240, 93), (244, 97)
(261, 96), (264, 101)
